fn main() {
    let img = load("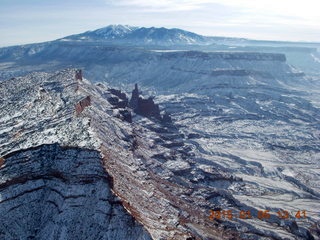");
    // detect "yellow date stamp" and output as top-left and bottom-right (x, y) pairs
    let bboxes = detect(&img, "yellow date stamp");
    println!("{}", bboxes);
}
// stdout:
(209, 209), (307, 221)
